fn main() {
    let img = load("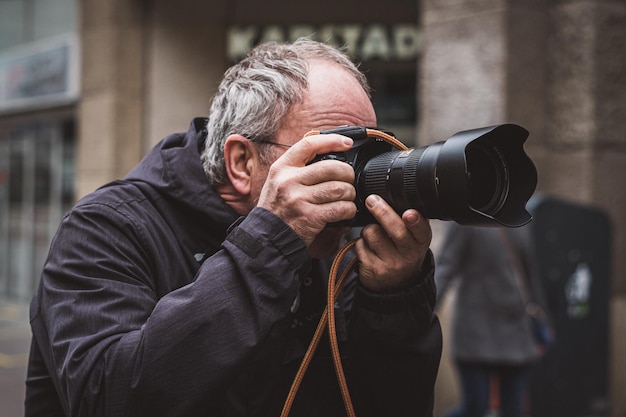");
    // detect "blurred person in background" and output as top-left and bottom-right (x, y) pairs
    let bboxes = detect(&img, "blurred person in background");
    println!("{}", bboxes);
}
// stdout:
(435, 222), (549, 417)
